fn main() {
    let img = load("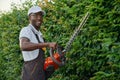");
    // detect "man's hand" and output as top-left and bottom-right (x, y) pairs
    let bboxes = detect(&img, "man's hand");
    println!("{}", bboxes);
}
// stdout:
(48, 42), (57, 50)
